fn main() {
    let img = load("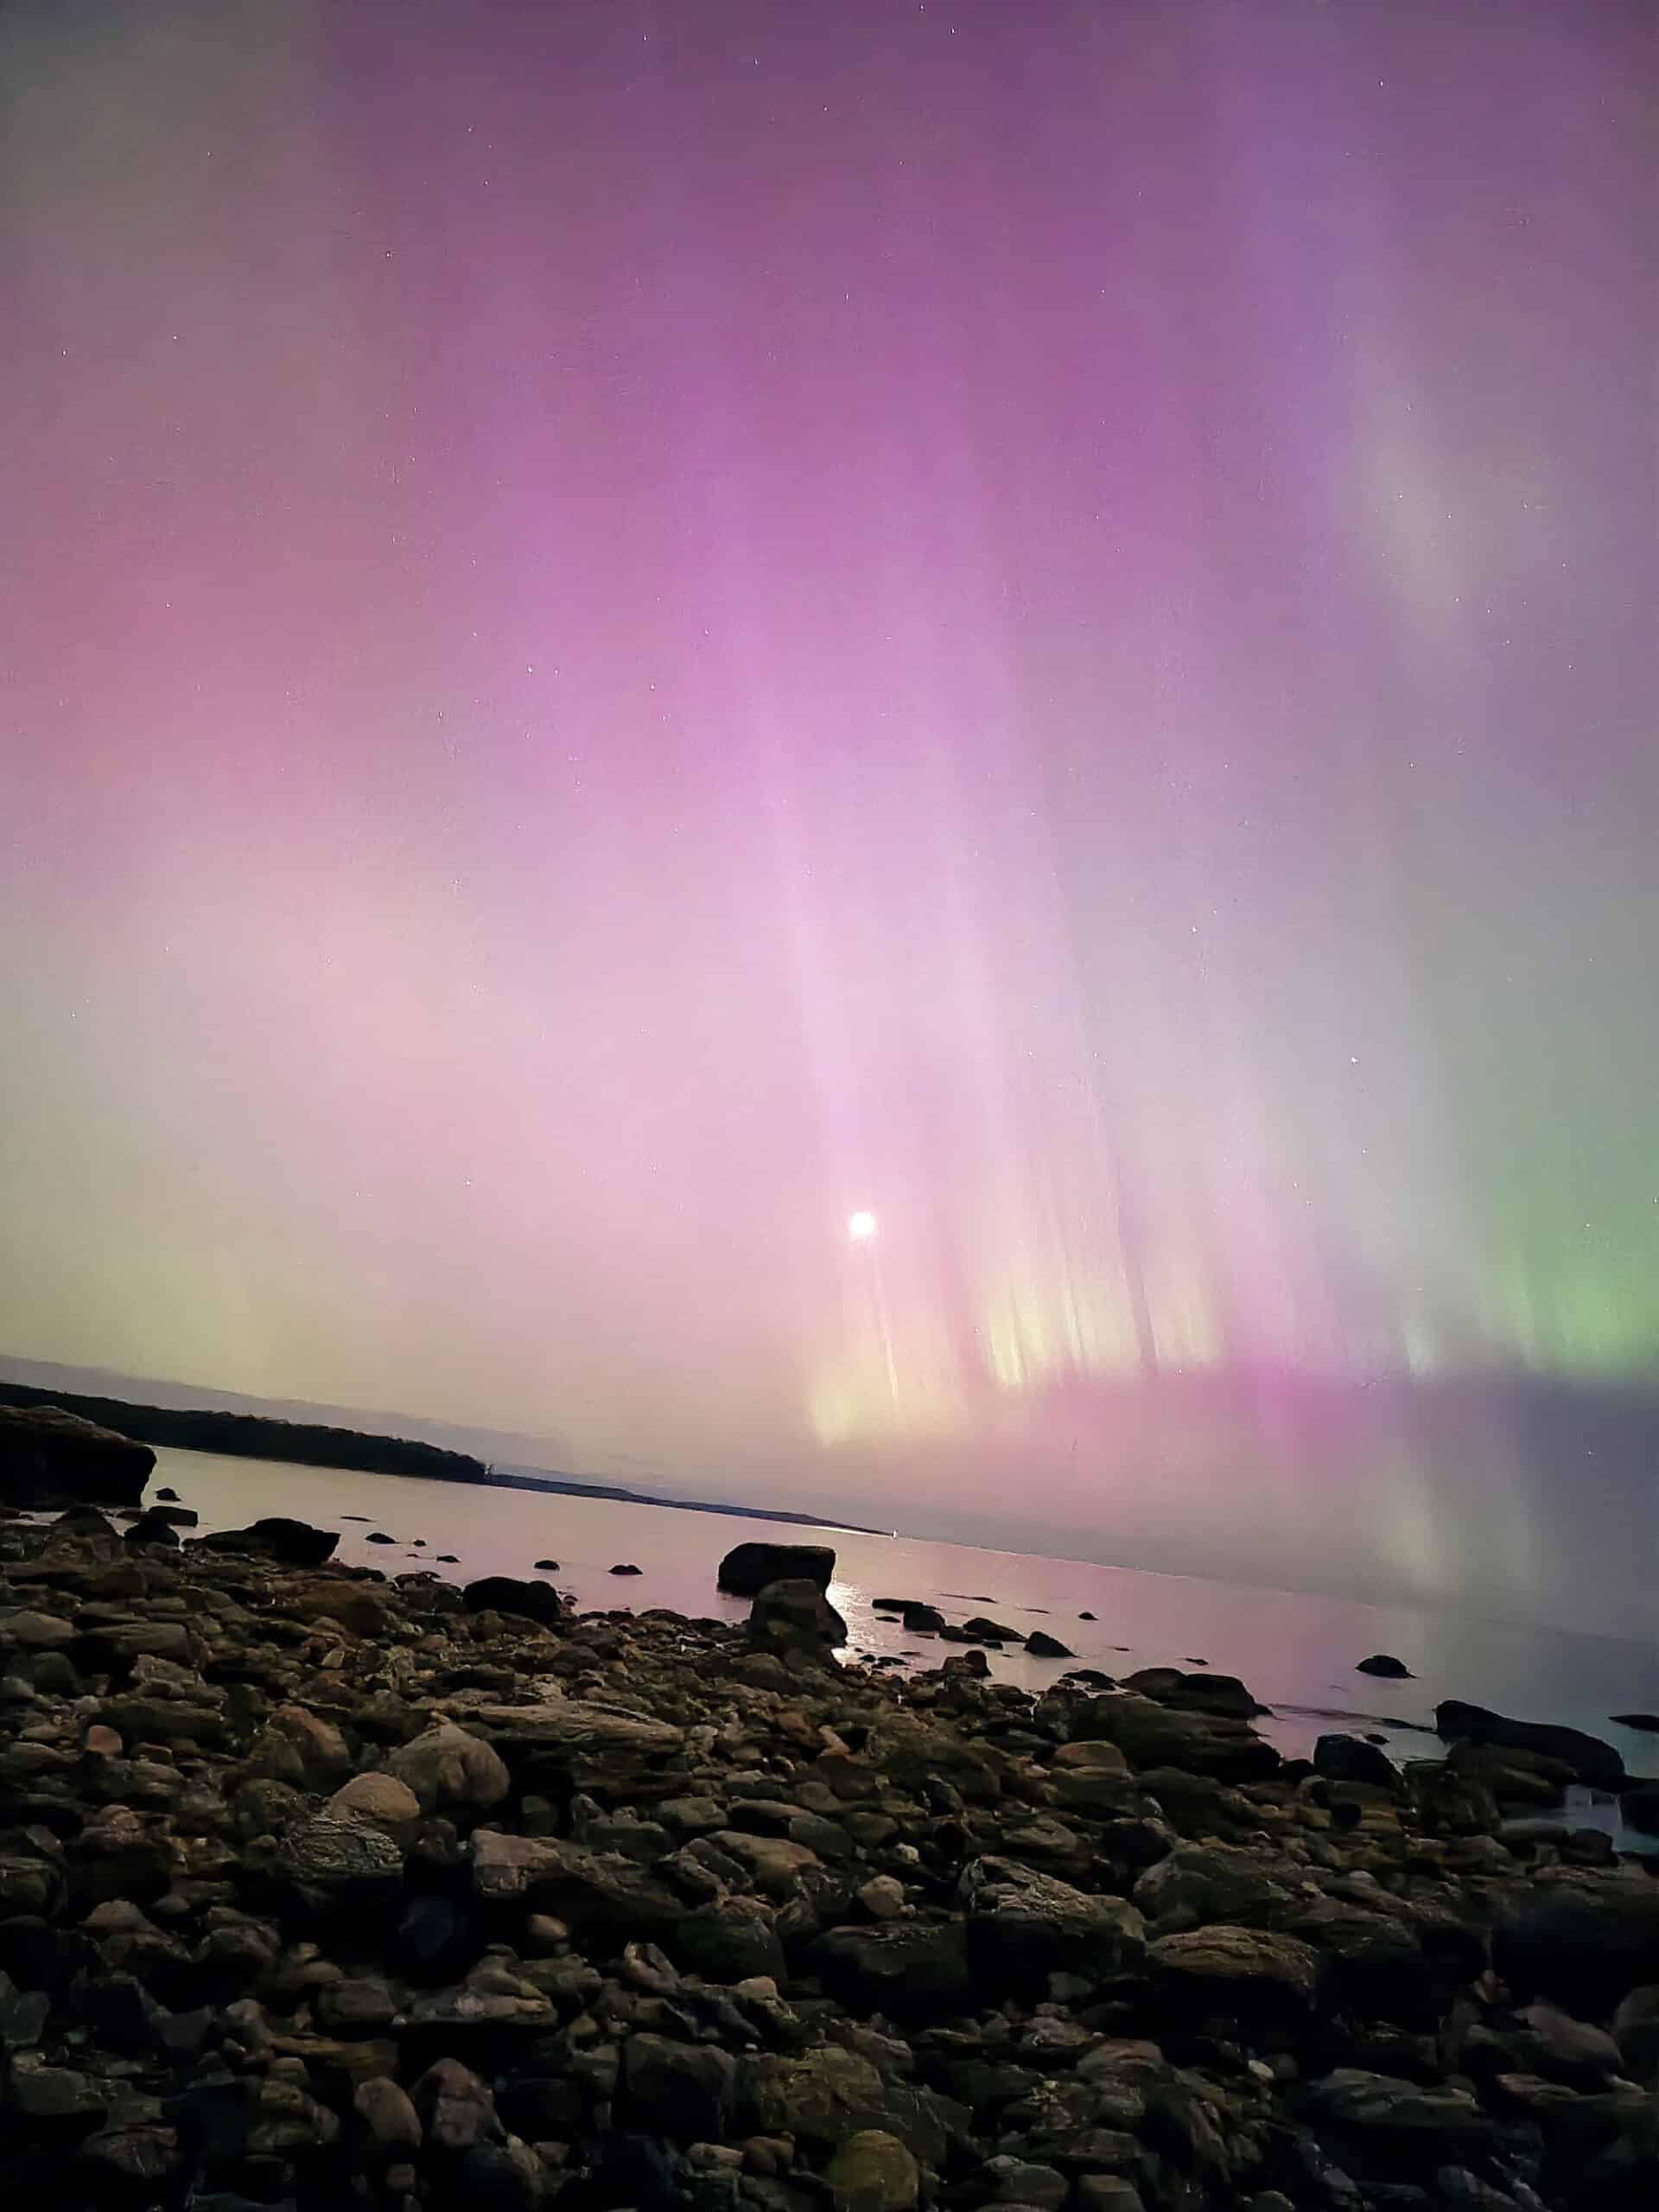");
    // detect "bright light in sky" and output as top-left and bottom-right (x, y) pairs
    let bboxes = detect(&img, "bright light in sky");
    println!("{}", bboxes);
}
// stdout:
(847, 1211), (878, 1243)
